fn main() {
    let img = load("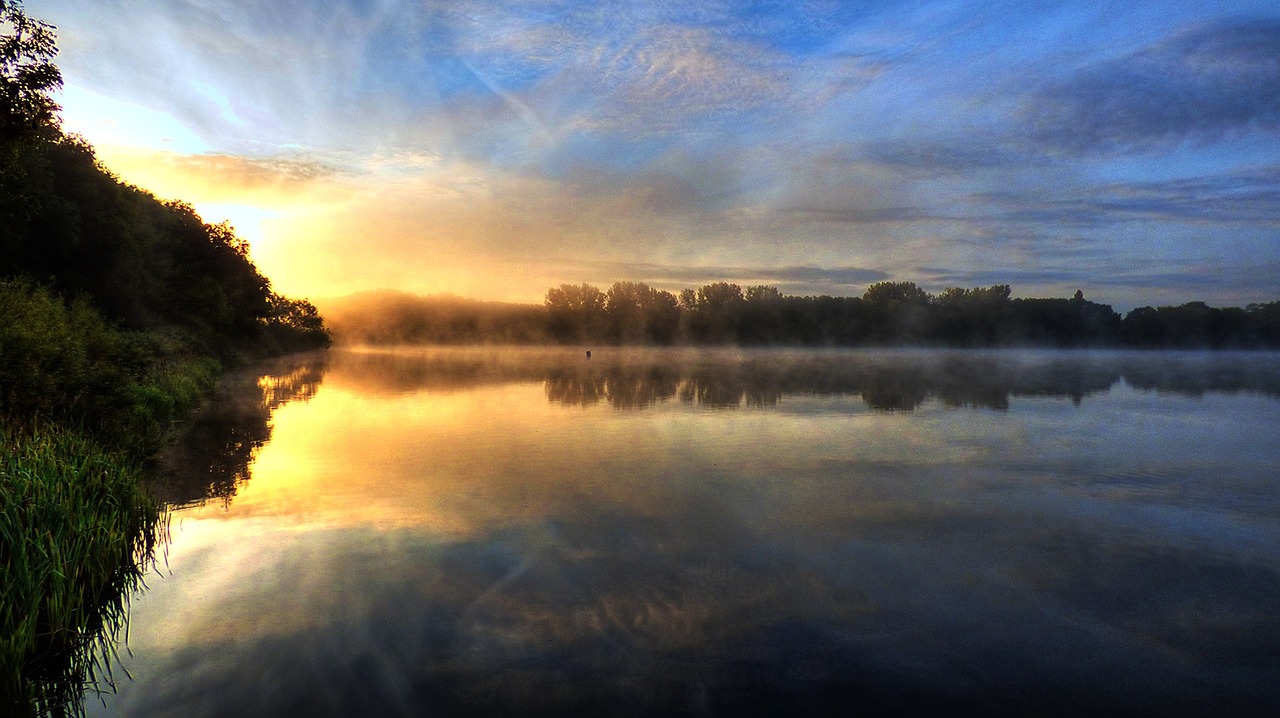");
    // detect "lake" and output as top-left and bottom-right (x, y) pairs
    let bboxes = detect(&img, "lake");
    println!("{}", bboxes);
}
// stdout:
(84, 347), (1280, 716)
